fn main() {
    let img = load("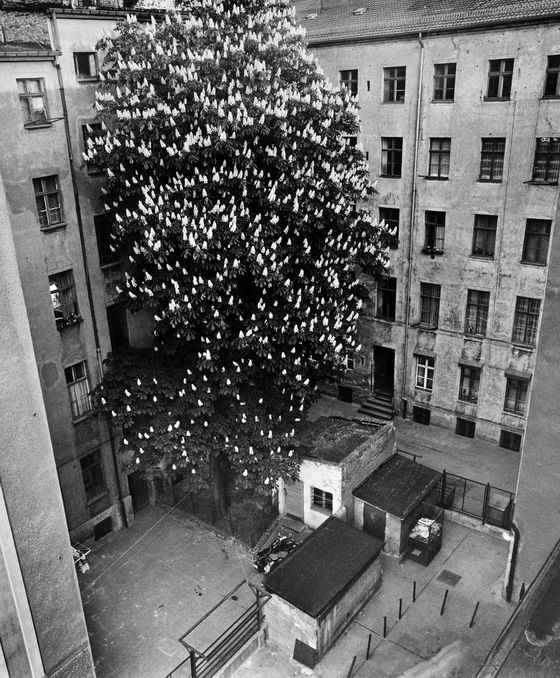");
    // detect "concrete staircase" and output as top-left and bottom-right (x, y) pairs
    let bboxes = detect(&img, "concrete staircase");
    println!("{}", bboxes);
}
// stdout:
(357, 391), (394, 422)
